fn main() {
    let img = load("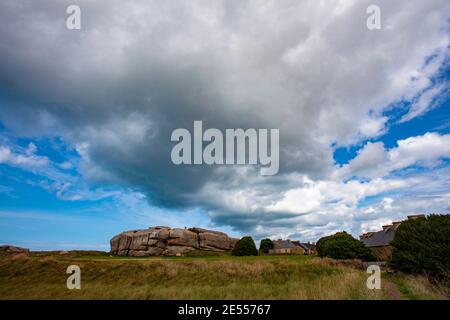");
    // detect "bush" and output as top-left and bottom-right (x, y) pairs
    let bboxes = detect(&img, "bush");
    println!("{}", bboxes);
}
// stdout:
(316, 234), (333, 256)
(390, 214), (450, 283)
(316, 231), (375, 261)
(232, 236), (258, 256)
(259, 238), (274, 254)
